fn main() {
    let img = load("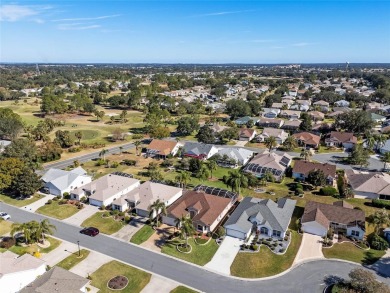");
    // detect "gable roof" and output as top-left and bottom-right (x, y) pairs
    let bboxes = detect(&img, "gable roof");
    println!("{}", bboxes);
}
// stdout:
(345, 170), (390, 196)
(166, 190), (232, 226)
(0, 251), (45, 276)
(292, 132), (321, 146)
(260, 127), (287, 139)
(225, 197), (296, 233)
(301, 201), (365, 230)
(257, 118), (284, 127)
(292, 161), (336, 178)
(327, 131), (357, 144)
(146, 139), (179, 156)
(183, 142), (216, 157)
(20, 266), (89, 293)
(216, 147), (254, 164)
(41, 167), (90, 191)
(239, 128), (256, 138)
